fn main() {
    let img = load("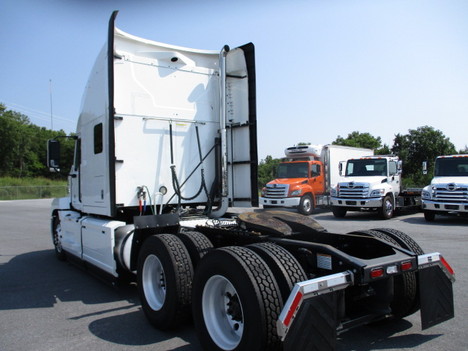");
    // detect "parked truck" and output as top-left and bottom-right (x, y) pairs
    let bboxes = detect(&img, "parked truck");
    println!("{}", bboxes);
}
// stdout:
(259, 144), (373, 215)
(47, 12), (455, 351)
(330, 155), (422, 219)
(422, 154), (468, 221)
